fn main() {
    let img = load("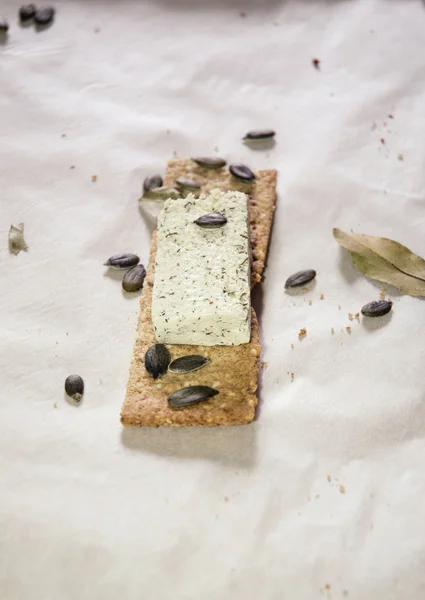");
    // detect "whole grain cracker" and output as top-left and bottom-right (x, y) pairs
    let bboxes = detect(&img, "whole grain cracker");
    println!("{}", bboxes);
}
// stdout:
(121, 160), (277, 427)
